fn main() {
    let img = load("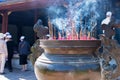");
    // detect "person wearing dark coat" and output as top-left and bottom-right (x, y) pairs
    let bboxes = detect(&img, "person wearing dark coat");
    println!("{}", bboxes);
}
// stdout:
(6, 35), (15, 72)
(18, 36), (30, 71)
